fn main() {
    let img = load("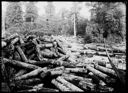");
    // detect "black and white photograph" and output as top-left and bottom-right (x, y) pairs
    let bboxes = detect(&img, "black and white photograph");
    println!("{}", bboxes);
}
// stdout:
(1, 1), (126, 92)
